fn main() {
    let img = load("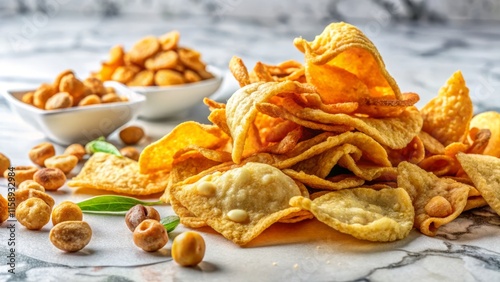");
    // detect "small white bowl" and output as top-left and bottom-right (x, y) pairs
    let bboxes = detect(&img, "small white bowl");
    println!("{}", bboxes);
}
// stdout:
(2, 81), (145, 145)
(130, 66), (223, 119)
